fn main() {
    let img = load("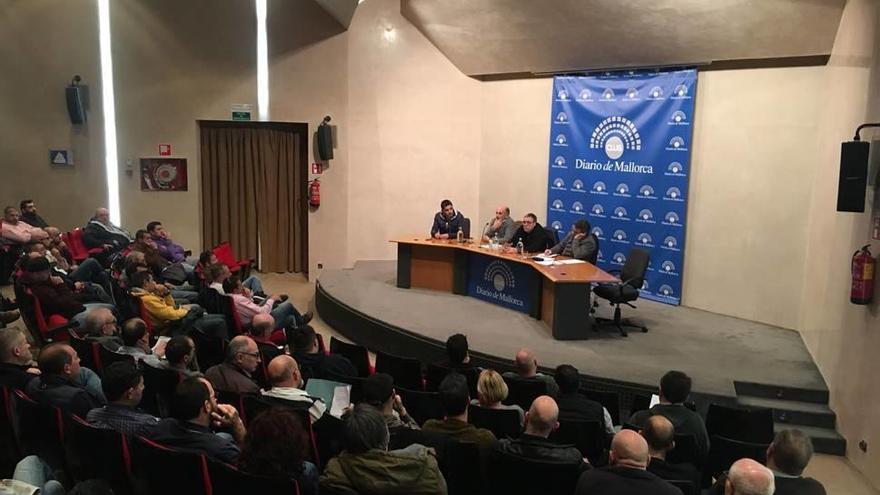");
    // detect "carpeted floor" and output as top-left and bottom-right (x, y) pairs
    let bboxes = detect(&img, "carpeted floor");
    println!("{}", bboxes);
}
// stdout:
(317, 260), (826, 398)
